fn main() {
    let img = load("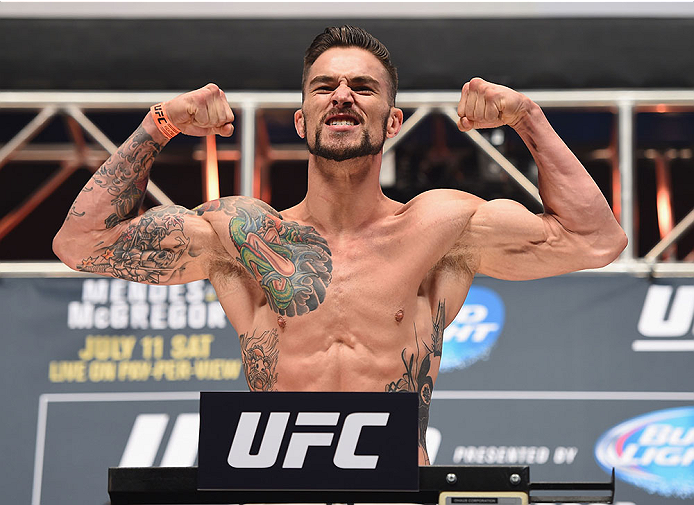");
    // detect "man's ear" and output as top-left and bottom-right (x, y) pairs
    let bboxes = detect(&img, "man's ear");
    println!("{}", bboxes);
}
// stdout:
(294, 109), (305, 138)
(386, 107), (404, 138)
